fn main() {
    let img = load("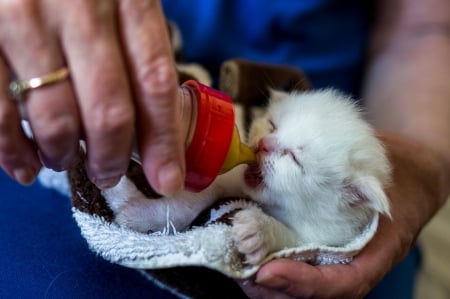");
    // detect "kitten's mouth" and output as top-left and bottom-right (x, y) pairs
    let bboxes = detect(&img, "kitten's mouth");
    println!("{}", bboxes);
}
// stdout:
(244, 162), (264, 189)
